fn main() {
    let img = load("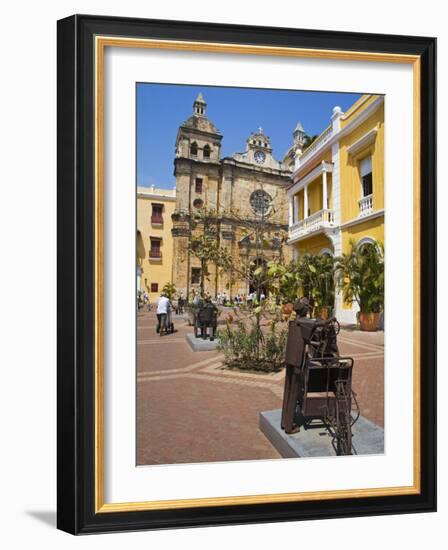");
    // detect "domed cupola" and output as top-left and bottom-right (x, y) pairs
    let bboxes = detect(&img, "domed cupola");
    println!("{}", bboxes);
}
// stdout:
(175, 93), (222, 161)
